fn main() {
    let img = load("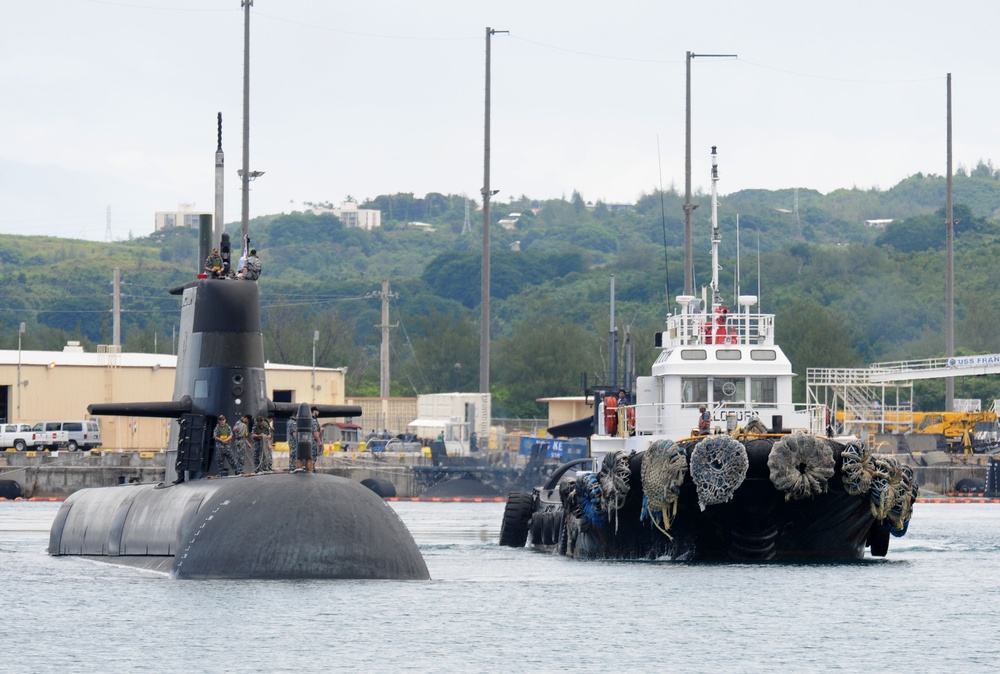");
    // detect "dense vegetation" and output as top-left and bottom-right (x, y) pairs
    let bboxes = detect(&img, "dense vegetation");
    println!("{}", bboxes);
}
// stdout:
(4, 162), (1000, 417)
